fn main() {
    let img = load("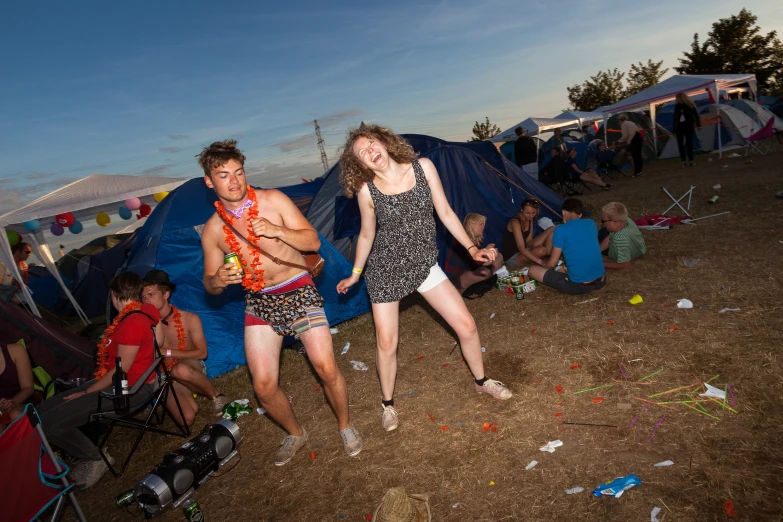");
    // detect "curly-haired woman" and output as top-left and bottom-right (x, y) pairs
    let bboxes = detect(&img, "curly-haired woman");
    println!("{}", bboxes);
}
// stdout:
(336, 124), (512, 432)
